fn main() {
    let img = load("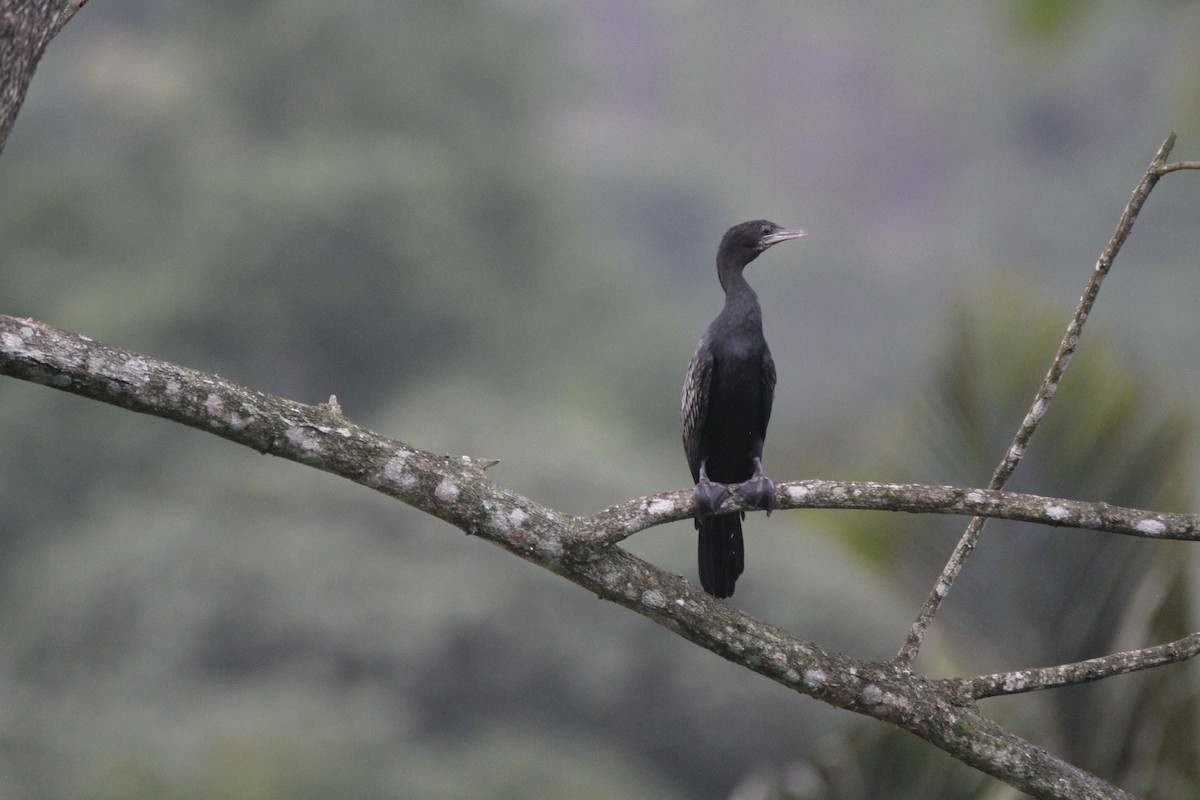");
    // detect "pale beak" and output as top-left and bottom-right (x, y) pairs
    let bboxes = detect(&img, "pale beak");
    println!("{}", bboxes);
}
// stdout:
(761, 228), (807, 247)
